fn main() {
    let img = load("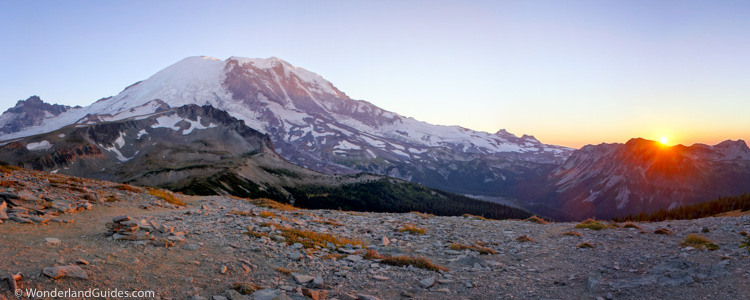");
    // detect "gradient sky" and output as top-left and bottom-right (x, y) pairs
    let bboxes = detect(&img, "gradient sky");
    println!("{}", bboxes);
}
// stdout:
(1, 1), (749, 148)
